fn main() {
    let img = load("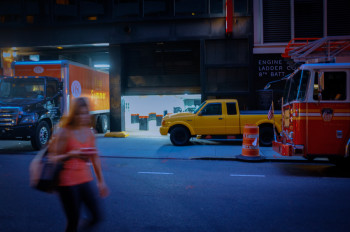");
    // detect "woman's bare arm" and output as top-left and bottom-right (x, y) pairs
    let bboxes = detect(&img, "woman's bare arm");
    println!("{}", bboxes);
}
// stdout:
(48, 128), (71, 162)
